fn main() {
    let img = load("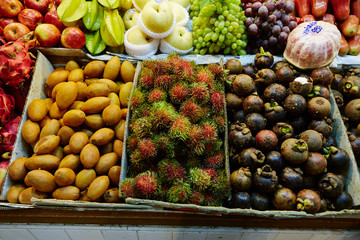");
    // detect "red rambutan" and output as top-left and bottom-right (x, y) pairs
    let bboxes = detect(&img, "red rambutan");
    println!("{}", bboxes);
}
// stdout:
(203, 193), (221, 206)
(131, 117), (152, 138)
(168, 55), (195, 80)
(169, 115), (191, 141)
(154, 134), (175, 158)
(214, 114), (226, 133)
(167, 180), (191, 203)
(204, 140), (223, 154)
(150, 101), (177, 130)
(205, 151), (224, 169)
(191, 83), (209, 104)
(154, 75), (174, 90)
(188, 191), (205, 205)
(153, 60), (172, 76)
(207, 63), (226, 81)
(169, 83), (189, 105)
(208, 170), (231, 200)
(195, 69), (214, 88)
(138, 67), (154, 89)
(130, 89), (146, 110)
(158, 159), (186, 183)
(135, 171), (160, 198)
(138, 138), (157, 159)
(201, 168), (217, 179)
(187, 124), (205, 155)
(180, 100), (202, 123)
(210, 91), (225, 112)
(148, 88), (167, 103)
(119, 178), (136, 198)
(201, 122), (218, 140)
(131, 104), (152, 119)
(189, 168), (211, 191)
(127, 134), (139, 152)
